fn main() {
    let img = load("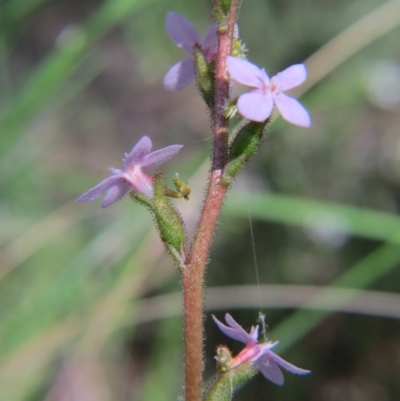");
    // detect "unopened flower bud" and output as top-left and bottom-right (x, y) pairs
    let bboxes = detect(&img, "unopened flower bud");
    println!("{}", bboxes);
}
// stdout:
(194, 46), (215, 108)
(152, 173), (187, 262)
(223, 120), (270, 185)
